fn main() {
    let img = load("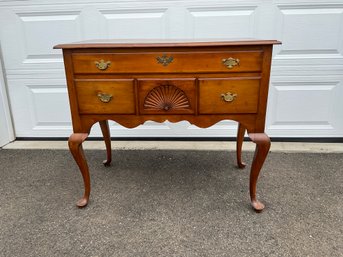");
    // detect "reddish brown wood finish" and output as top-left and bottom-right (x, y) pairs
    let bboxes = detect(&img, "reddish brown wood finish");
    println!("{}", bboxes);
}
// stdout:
(236, 123), (246, 169)
(71, 51), (263, 74)
(54, 38), (281, 49)
(138, 78), (196, 114)
(99, 120), (112, 166)
(57, 39), (279, 211)
(68, 133), (90, 207)
(75, 79), (135, 114)
(198, 78), (260, 114)
(248, 133), (271, 212)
